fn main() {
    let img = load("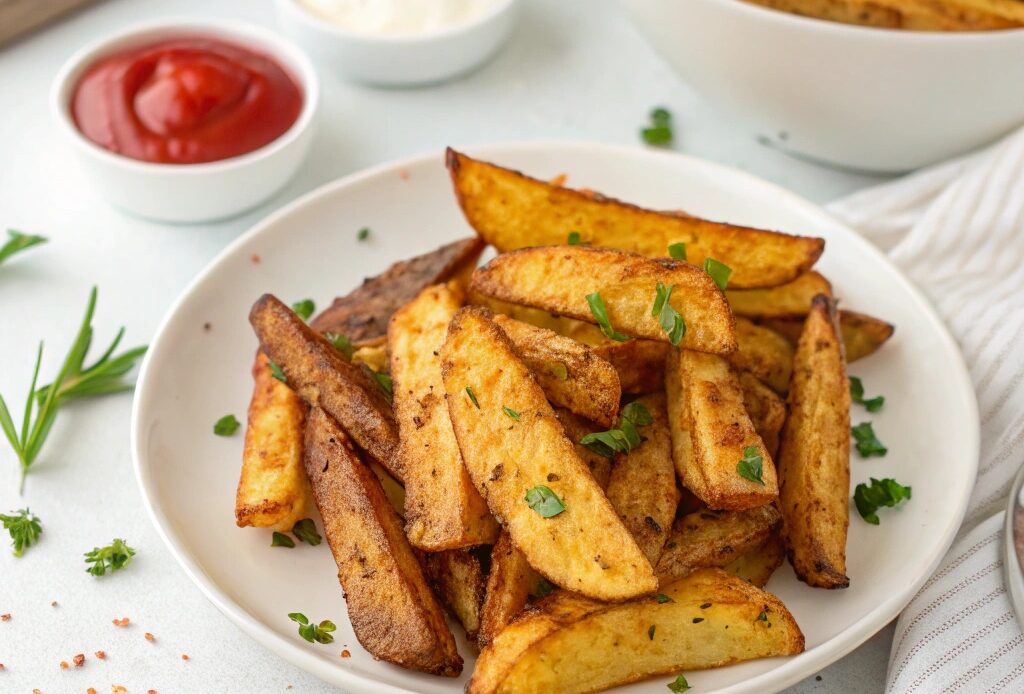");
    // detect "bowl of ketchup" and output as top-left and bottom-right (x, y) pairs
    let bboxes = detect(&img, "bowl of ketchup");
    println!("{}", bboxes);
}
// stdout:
(52, 20), (319, 223)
